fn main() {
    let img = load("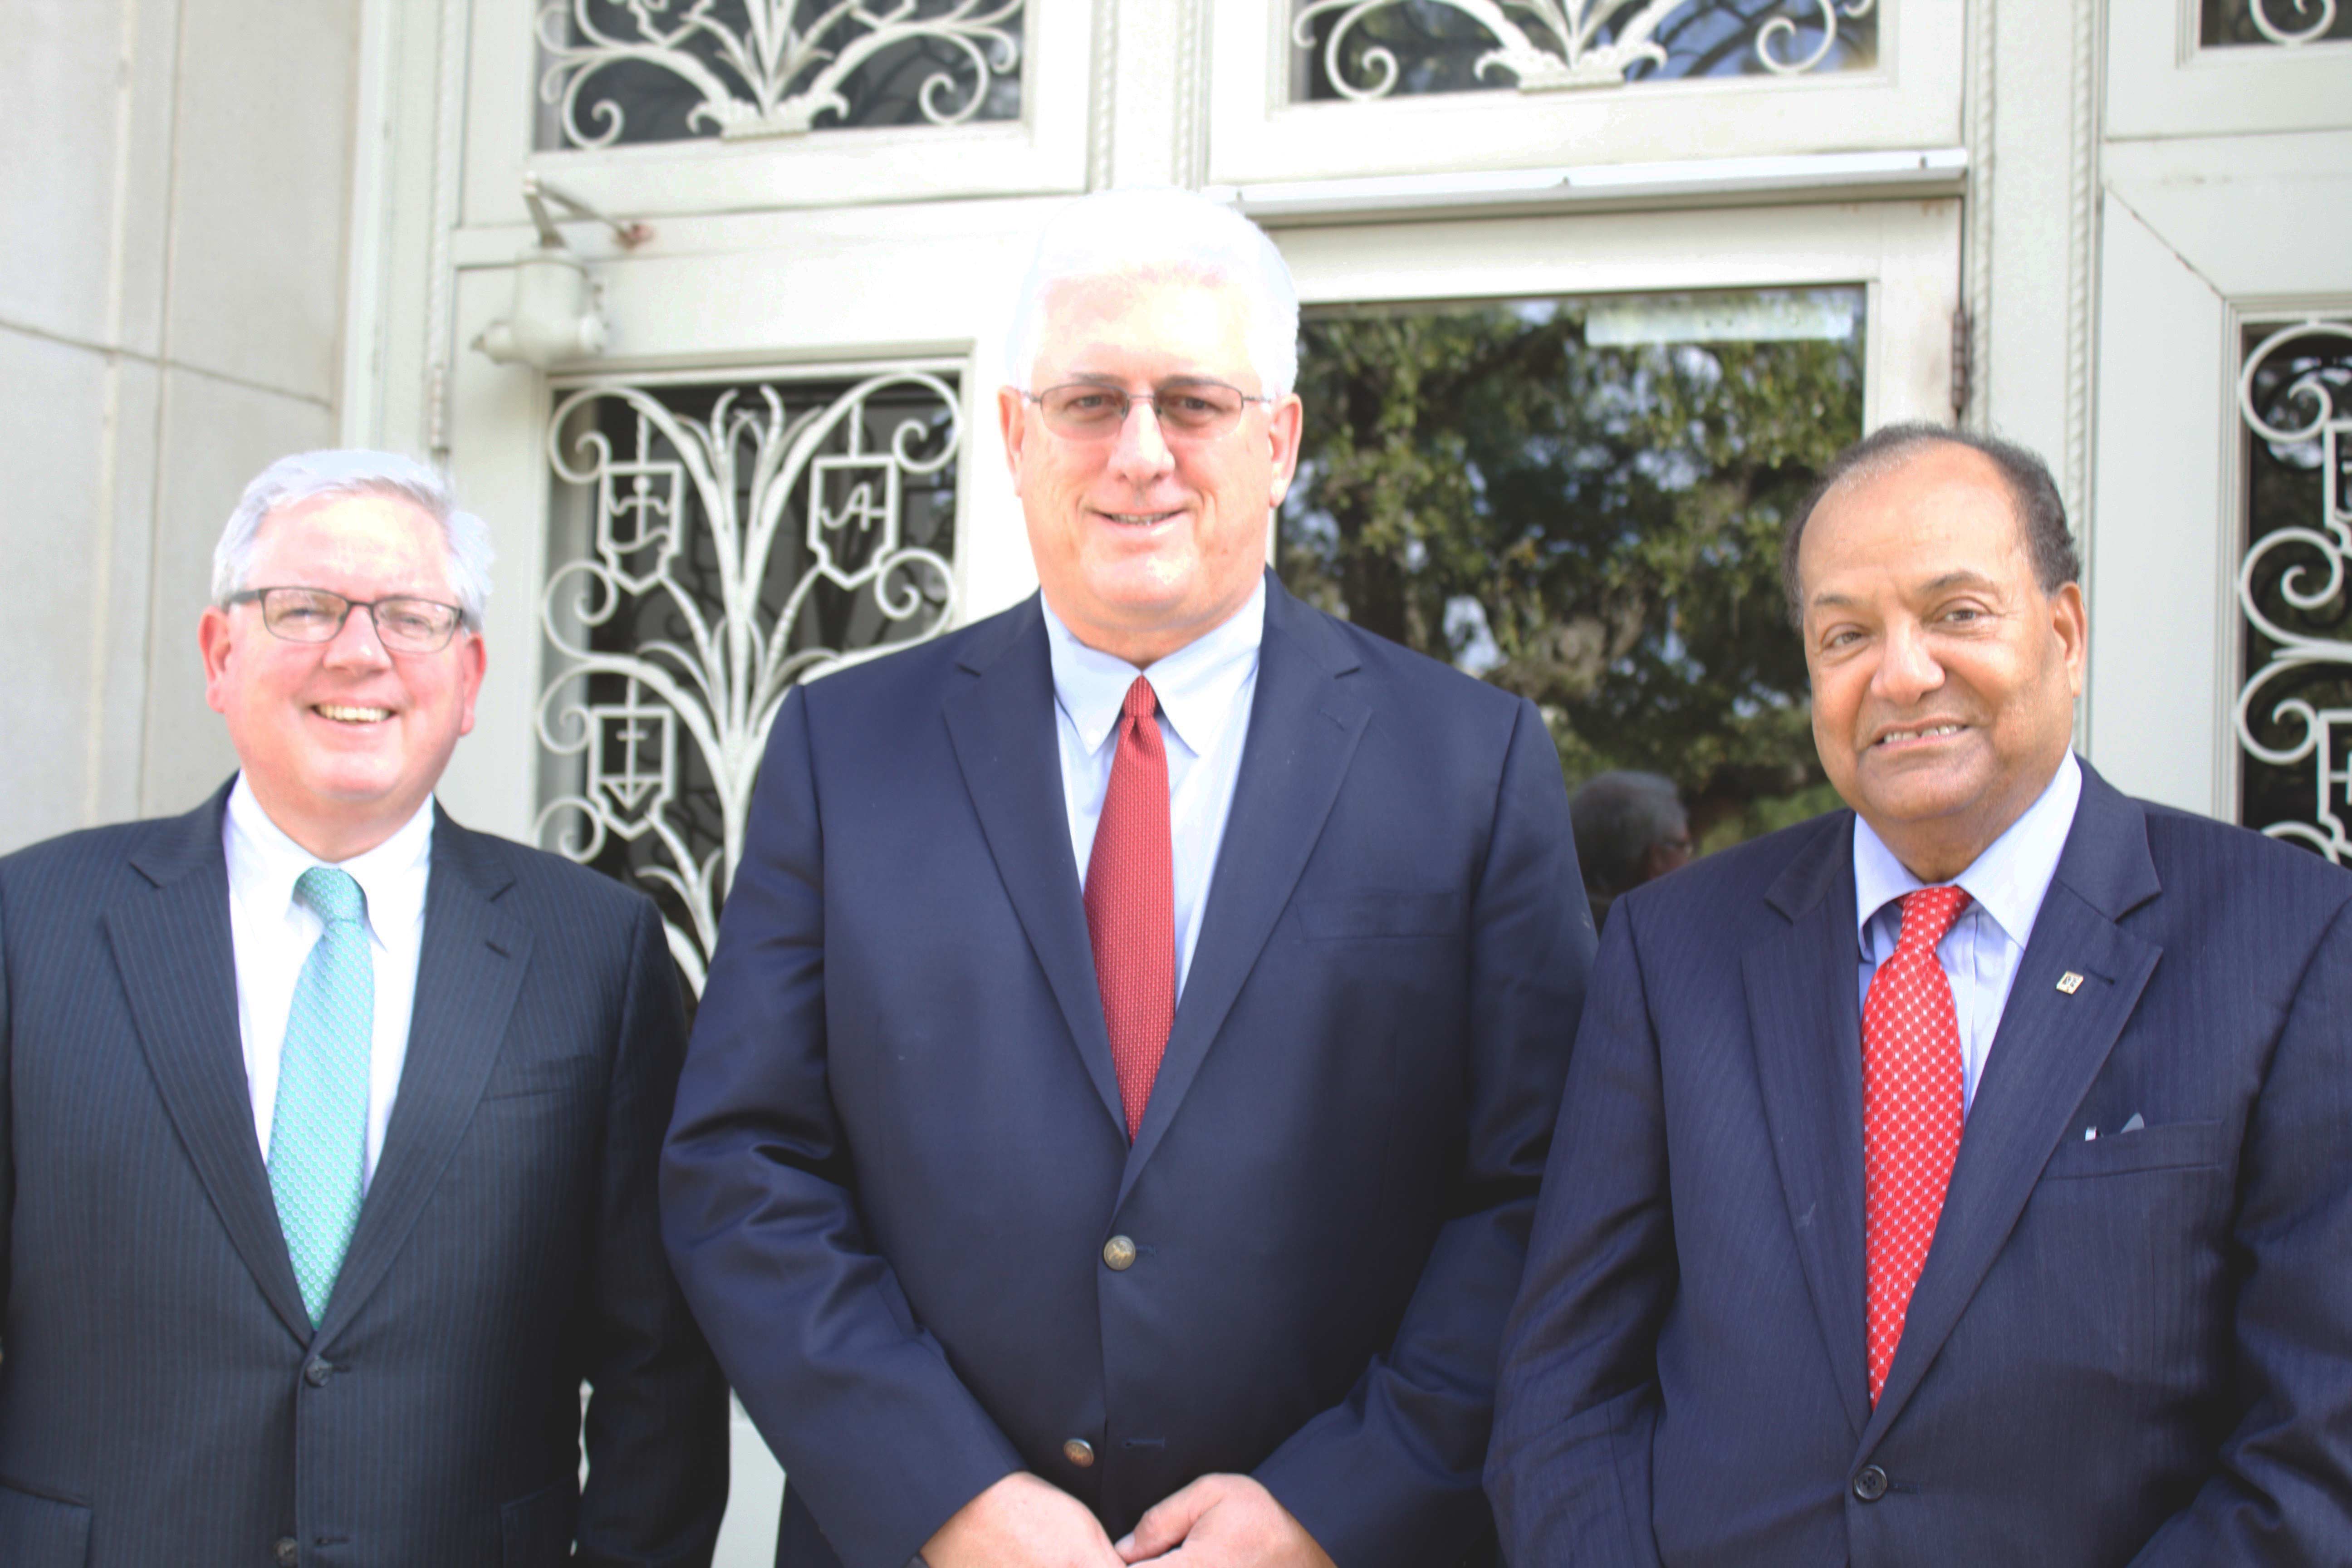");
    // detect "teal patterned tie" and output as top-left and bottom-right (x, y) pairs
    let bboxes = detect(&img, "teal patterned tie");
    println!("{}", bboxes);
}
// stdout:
(269, 867), (372, 1328)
